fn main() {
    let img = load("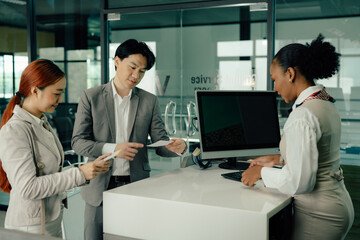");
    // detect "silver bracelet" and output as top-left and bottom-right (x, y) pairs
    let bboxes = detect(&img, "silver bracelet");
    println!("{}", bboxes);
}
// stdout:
(279, 156), (284, 167)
